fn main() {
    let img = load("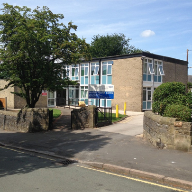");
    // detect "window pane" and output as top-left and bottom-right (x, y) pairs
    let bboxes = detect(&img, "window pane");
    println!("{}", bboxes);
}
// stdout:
(159, 65), (165, 75)
(148, 90), (151, 100)
(143, 101), (146, 109)
(81, 68), (84, 76)
(149, 64), (154, 74)
(154, 64), (157, 75)
(81, 77), (84, 84)
(108, 65), (112, 74)
(85, 90), (88, 98)
(81, 90), (84, 98)
(108, 75), (112, 84)
(91, 65), (95, 75)
(95, 66), (99, 75)
(75, 68), (78, 76)
(143, 89), (146, 101)
(85, 76), (88, 84)
(72, 68), (75, 76)
(85, 67), (88, 75)
(102, 65), (107, 75)
(143, 63), (147, 74)
(96, 76), (99, 84)
(102, 76), (106, 84)
(91, 76), (95, 84)
(107, 100), (111, 107)
(108, 61), (113, 64)
(147, 101), (151, 109)
(143, 74), (146, 81)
